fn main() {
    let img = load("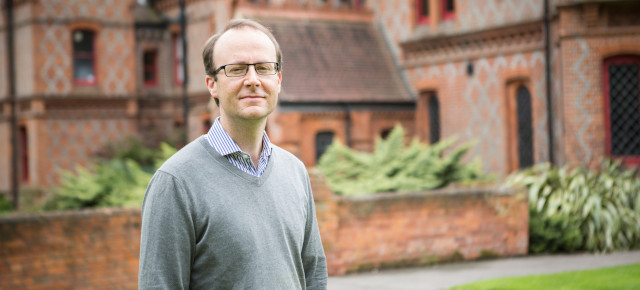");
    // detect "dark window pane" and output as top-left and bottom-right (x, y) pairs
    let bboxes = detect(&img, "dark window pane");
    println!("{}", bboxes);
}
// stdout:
(73, 30), (93, 52)
(381, 129), (392, 139)
(516, 85), (534, 169)
(445, 0), (454, 12)
(73, 58), (94, 82)
(609, 64), (640, 156)
(316, 132), (335, 162)
(144, 71), (155, 82)
(429, 95), (440, 144)
(143, 50), (157, 84)
(421, 0), (429, 17)
(73, 30), (95, 83)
